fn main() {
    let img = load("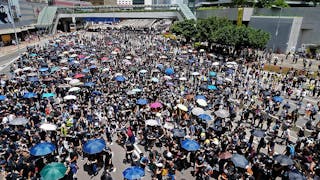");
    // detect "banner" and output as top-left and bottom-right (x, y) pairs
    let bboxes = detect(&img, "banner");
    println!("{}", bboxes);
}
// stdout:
(237, 7), (244, 26)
